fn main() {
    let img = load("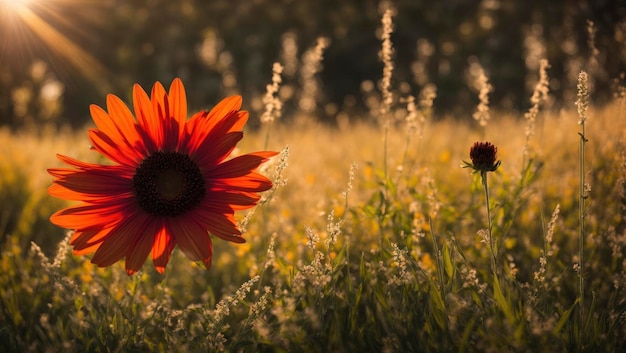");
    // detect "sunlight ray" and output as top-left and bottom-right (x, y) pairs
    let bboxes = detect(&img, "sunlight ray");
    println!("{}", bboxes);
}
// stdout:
(0, 0), (107, 85)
